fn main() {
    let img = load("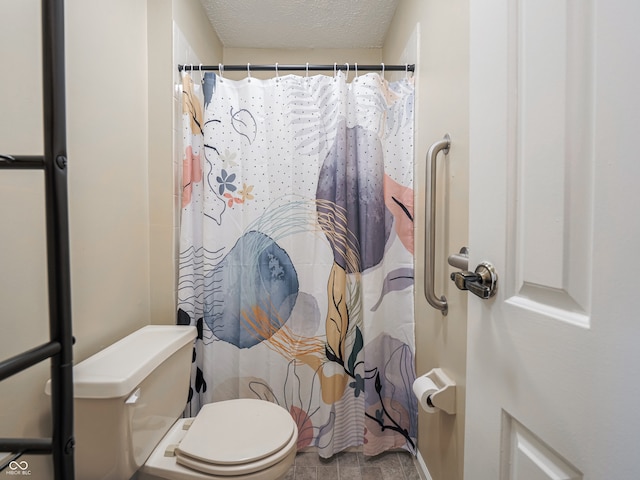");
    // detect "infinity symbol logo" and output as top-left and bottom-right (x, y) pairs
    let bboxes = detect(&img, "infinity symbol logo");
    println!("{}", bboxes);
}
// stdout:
(8, 461), (29, 471)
